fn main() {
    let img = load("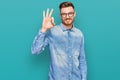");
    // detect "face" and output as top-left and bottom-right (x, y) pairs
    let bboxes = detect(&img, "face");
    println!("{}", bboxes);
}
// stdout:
(60, 6), (76, 26)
